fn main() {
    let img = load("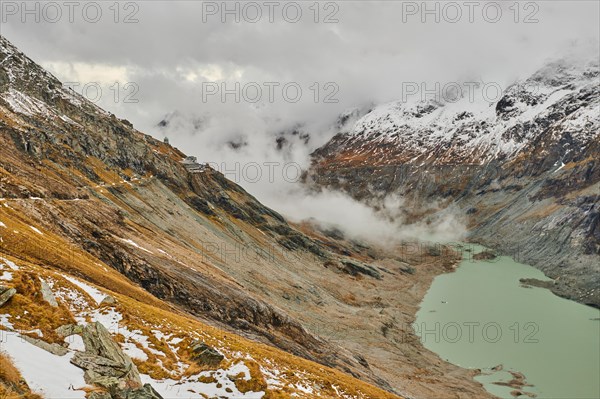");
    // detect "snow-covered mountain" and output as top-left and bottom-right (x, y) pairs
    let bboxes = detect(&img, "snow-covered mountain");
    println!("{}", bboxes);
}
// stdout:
(316, 59), (599, 167)
(310, 59), (600, 307)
